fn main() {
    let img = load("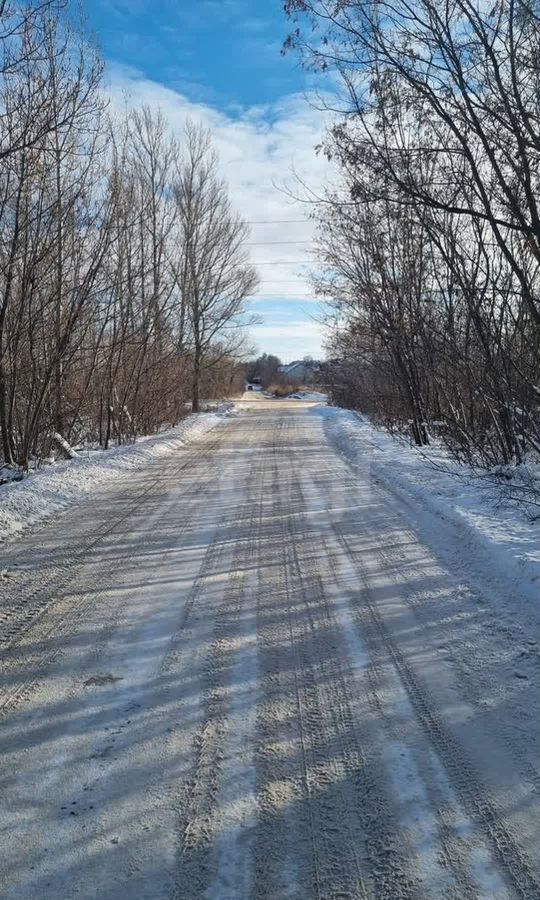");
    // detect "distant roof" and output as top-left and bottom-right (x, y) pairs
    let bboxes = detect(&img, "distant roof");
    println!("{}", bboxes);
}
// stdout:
(279, 359), (320, 374)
